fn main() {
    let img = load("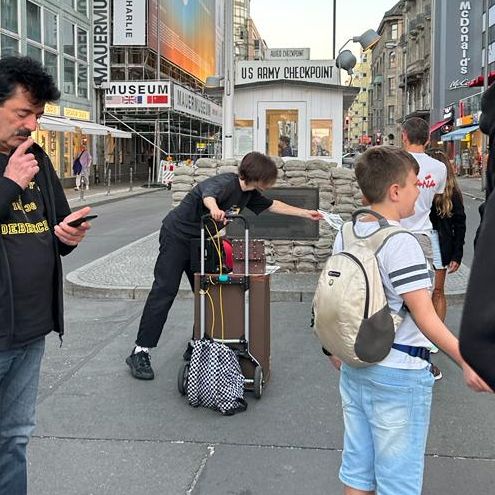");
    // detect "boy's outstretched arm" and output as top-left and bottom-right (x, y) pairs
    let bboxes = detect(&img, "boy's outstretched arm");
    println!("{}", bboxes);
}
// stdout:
(268, 200), (323, 220)
(402, 289), (493, 393)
